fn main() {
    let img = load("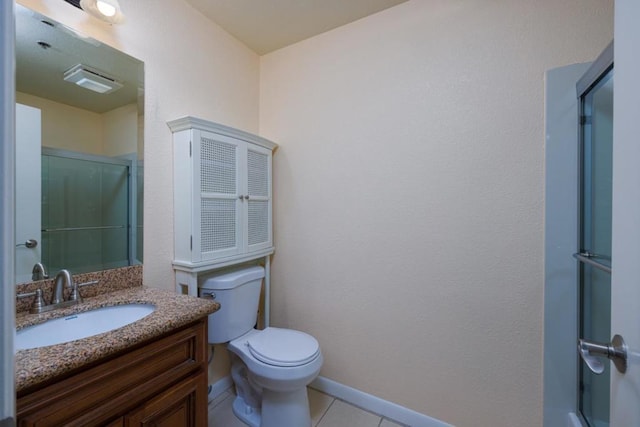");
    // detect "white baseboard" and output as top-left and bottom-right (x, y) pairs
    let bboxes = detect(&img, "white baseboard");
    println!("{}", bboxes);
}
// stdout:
(208, 375), (233, 403)
(310, 376), (452, 427)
